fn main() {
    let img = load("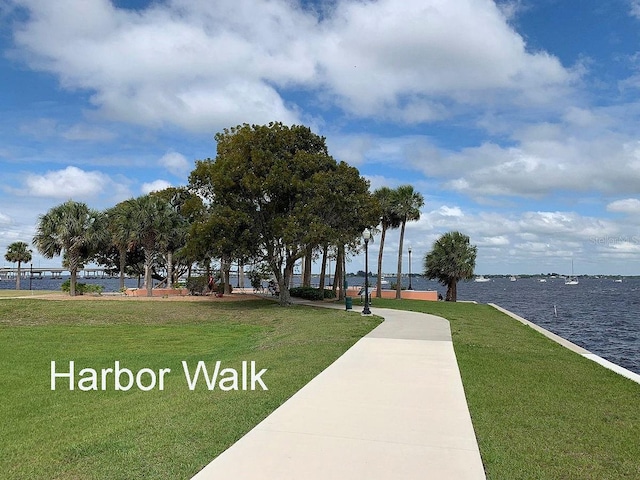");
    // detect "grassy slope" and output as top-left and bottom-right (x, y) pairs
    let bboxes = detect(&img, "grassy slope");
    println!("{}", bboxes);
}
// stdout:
(370, 298), (640, 480)
(0, 299), (380, 480)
